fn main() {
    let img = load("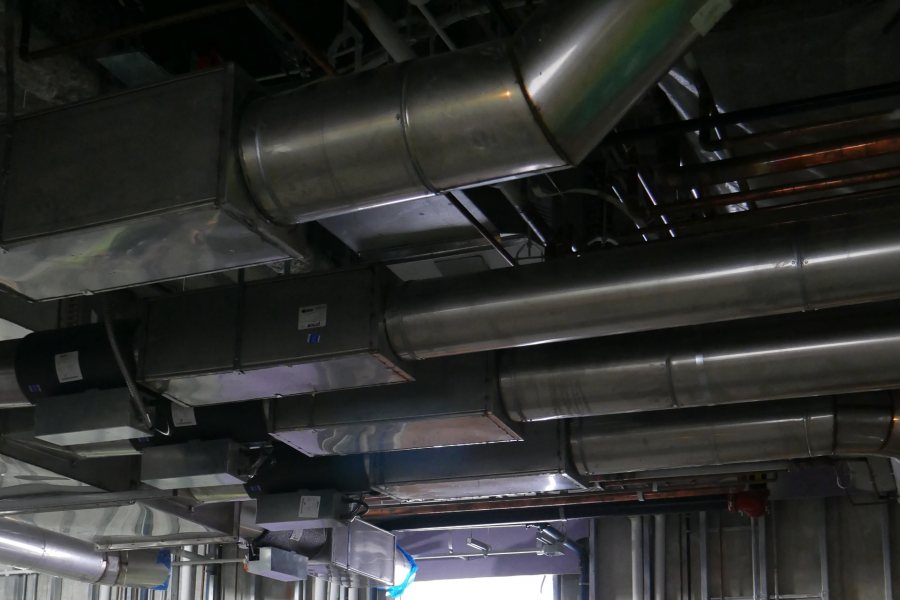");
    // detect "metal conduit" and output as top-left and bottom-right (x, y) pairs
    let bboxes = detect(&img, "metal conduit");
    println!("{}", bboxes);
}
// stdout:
(385, 216), (900, 359)
(0, 518), (169, 587)
(570, 393), (900, 475)
(499, 303), (900, 421)
(238, 0), (728, 224)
